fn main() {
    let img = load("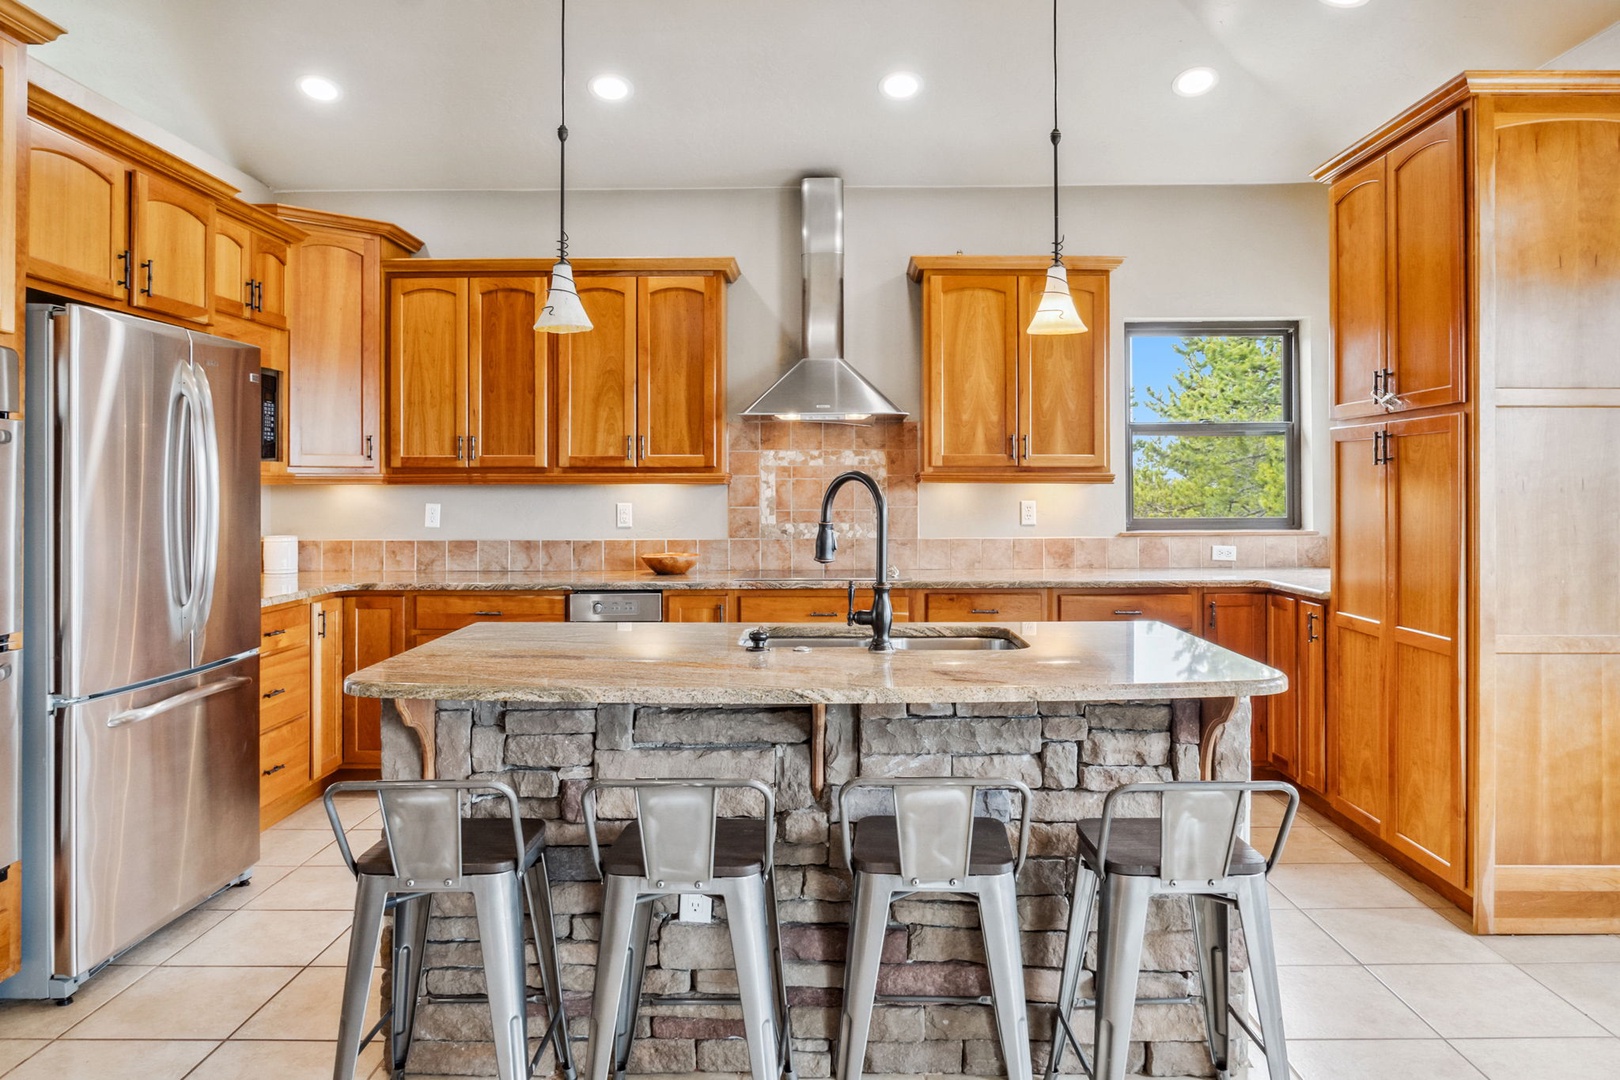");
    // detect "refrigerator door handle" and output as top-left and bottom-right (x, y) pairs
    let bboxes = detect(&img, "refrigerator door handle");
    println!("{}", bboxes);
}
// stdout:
(105, 675), (250, 729)
(188, 364), (222, 643)
(164, 373), (196, 625)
